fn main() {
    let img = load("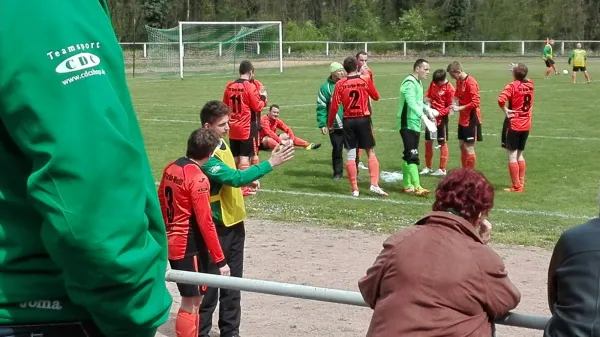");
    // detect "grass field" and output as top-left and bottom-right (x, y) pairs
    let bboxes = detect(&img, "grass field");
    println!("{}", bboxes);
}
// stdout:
(130, 57), (600, 249)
